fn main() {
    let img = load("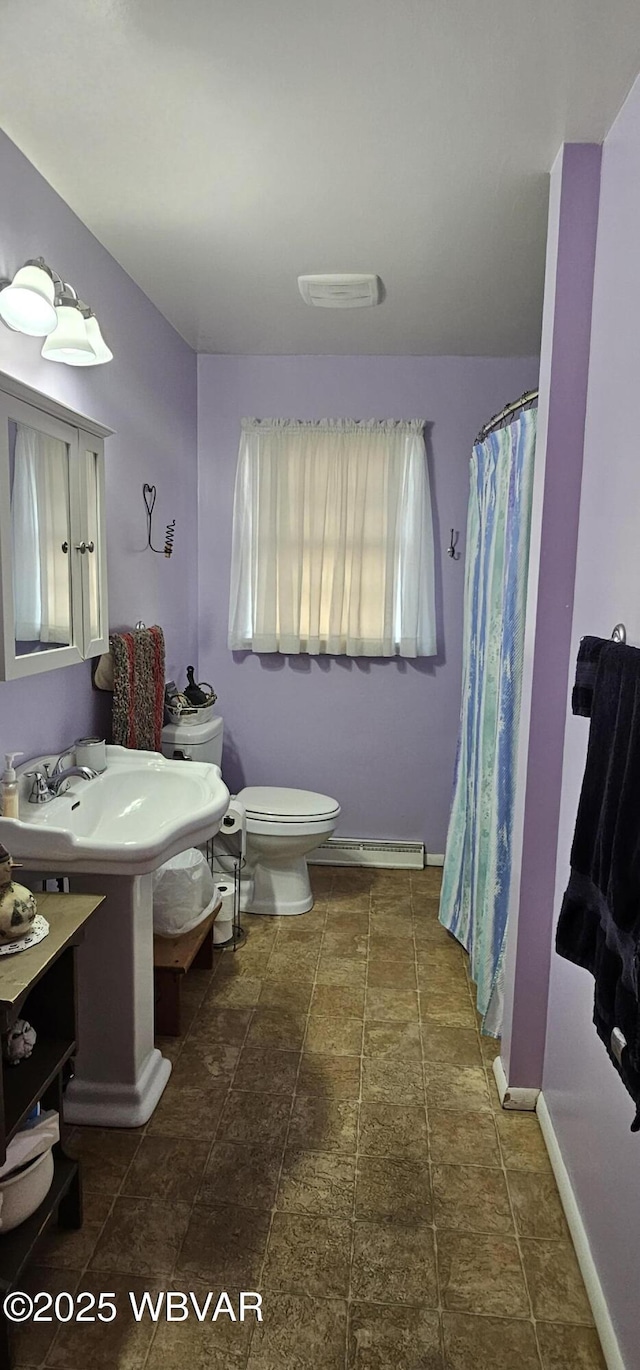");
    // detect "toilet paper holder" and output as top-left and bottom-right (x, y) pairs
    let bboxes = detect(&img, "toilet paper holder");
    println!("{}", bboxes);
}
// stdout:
(213, 881), (236, 947)
(204, 798), (247, 951)
(219, 798), (246, 860)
